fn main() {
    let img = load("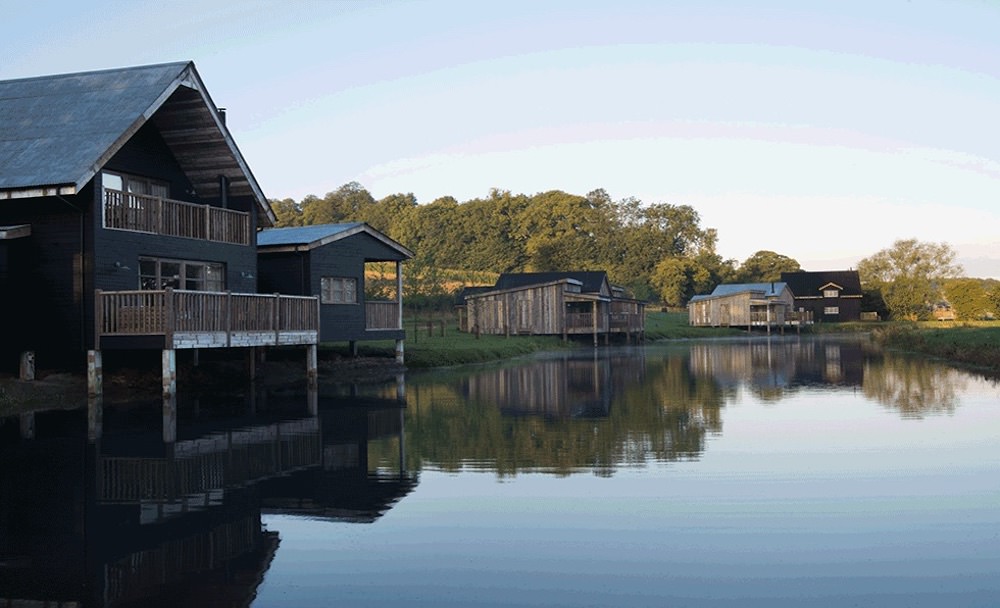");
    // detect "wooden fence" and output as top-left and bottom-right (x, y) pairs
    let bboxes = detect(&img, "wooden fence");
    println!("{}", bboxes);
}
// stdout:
(103, 188), (251, 245)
